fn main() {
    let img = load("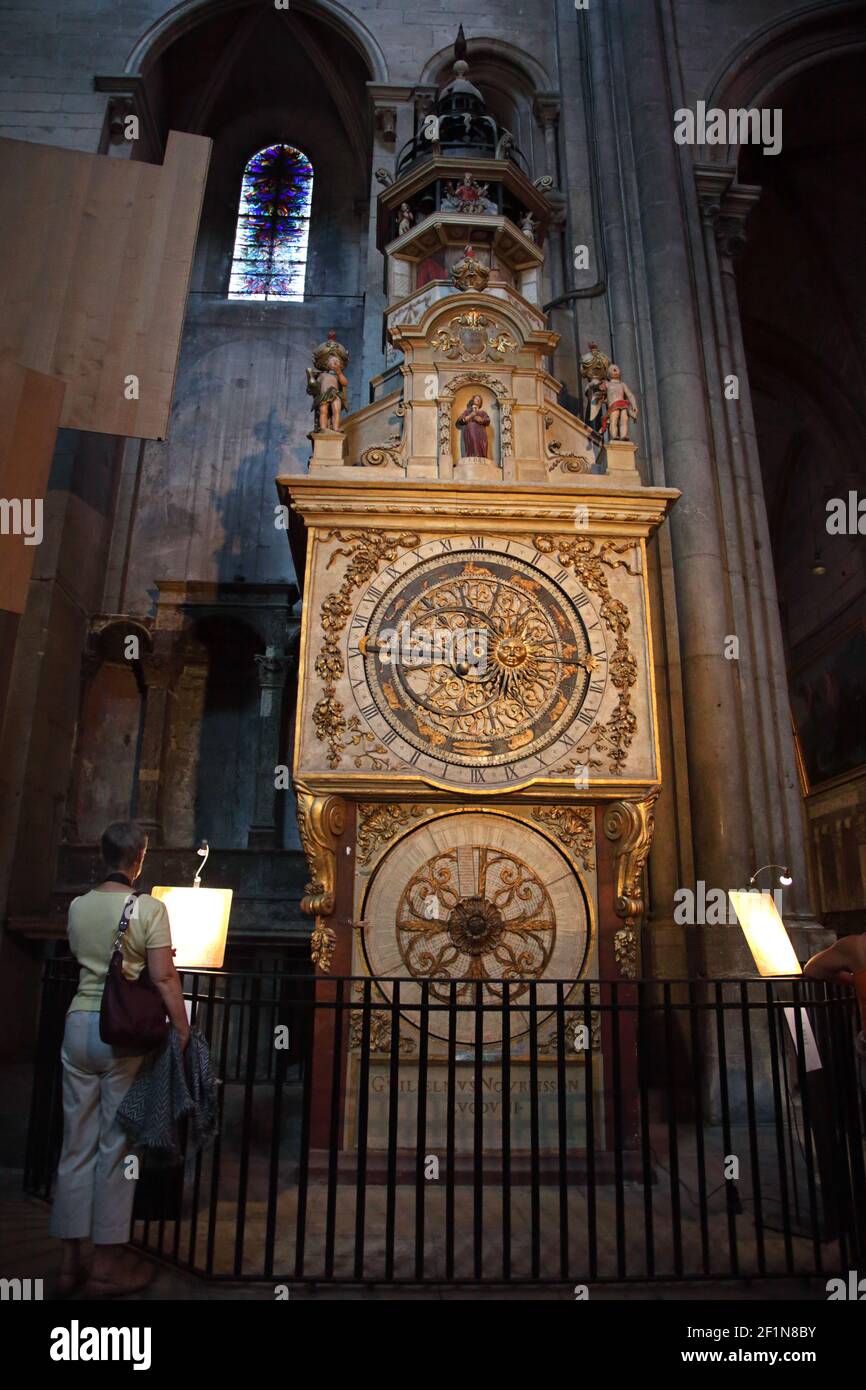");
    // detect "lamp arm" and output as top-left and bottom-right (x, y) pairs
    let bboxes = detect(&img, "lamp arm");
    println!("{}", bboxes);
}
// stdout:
(194, 840), (210, 887)
(749, 862), (791, 886)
